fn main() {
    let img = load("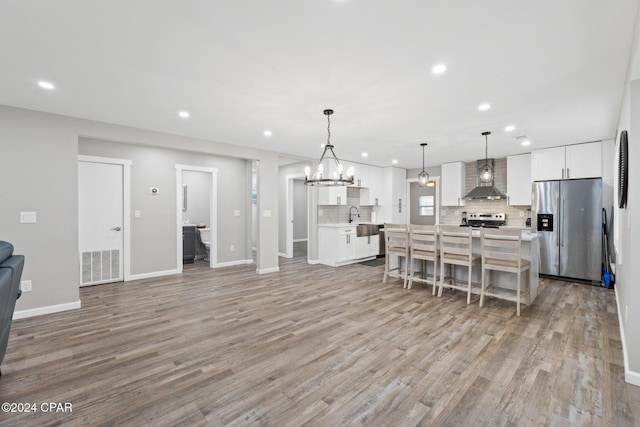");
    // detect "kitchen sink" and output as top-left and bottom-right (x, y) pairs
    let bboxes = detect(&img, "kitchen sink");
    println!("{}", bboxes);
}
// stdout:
(356, 224), (379, 237)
